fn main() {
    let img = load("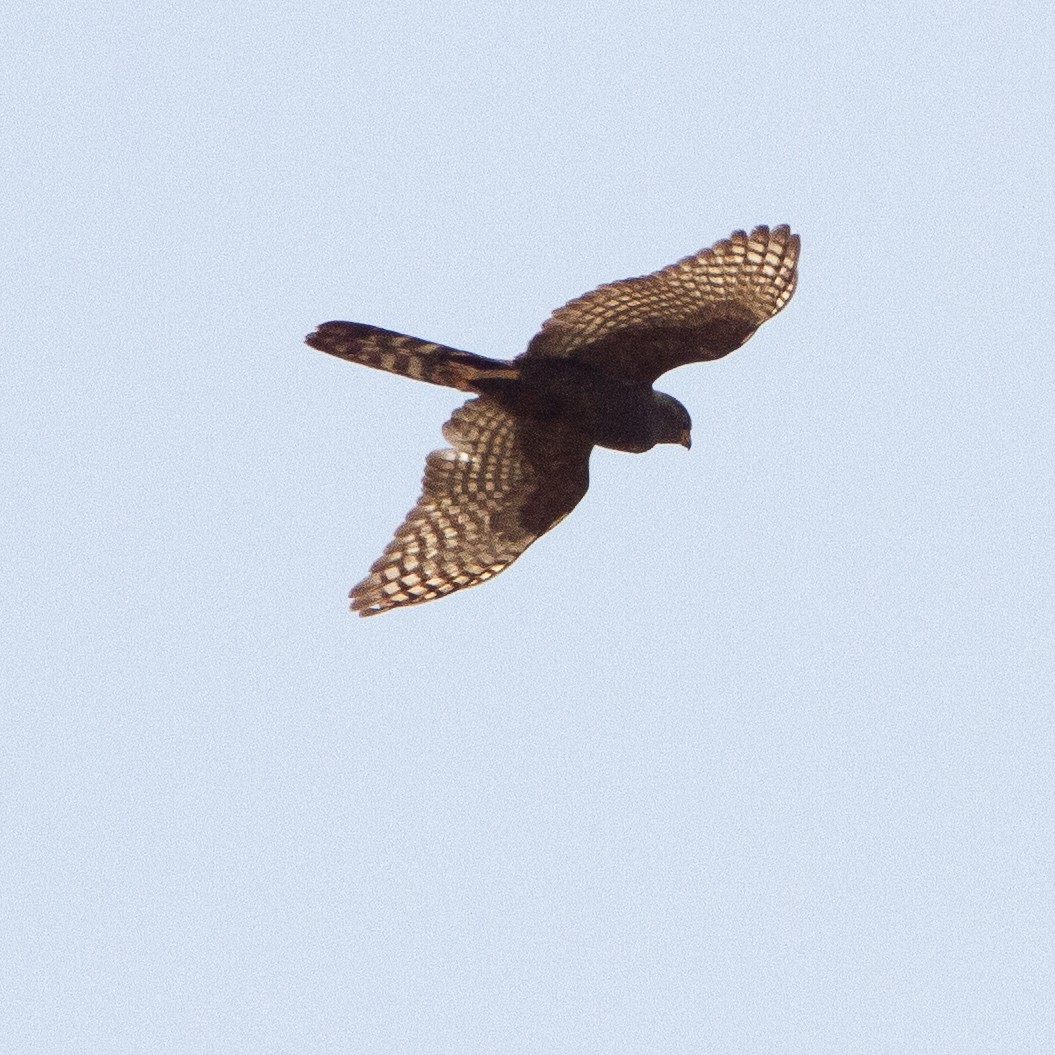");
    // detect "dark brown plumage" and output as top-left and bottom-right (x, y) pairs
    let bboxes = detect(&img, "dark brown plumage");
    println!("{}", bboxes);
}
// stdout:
(307, 224), (800, 615)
